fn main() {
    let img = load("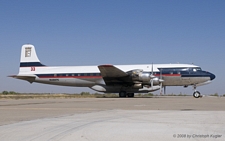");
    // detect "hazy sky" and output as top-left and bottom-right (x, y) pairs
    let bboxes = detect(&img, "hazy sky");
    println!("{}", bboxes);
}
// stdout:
(0, 0), (224, 95)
